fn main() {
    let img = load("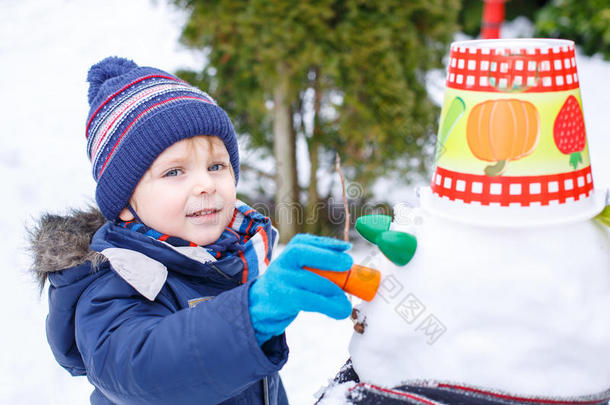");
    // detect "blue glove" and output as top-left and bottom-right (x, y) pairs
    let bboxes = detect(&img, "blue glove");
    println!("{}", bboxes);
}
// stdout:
(248, 234), (353, 345)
